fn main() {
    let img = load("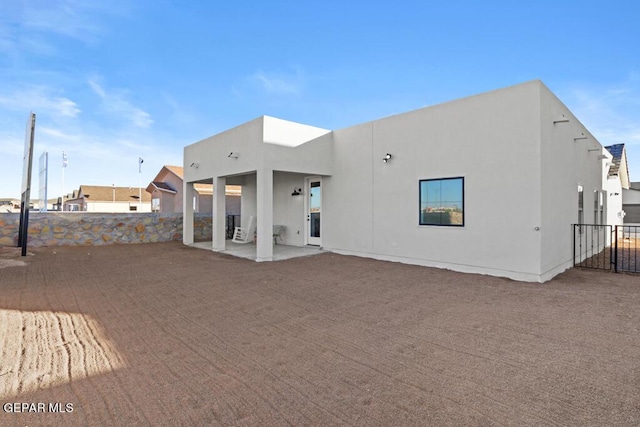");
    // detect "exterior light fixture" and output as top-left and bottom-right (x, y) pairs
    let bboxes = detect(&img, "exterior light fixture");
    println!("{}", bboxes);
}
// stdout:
(382, 153), (392, 163)
(291, 188), (302, 196)
(189, 162), (199, 168)
(228, 152), (238, 159)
